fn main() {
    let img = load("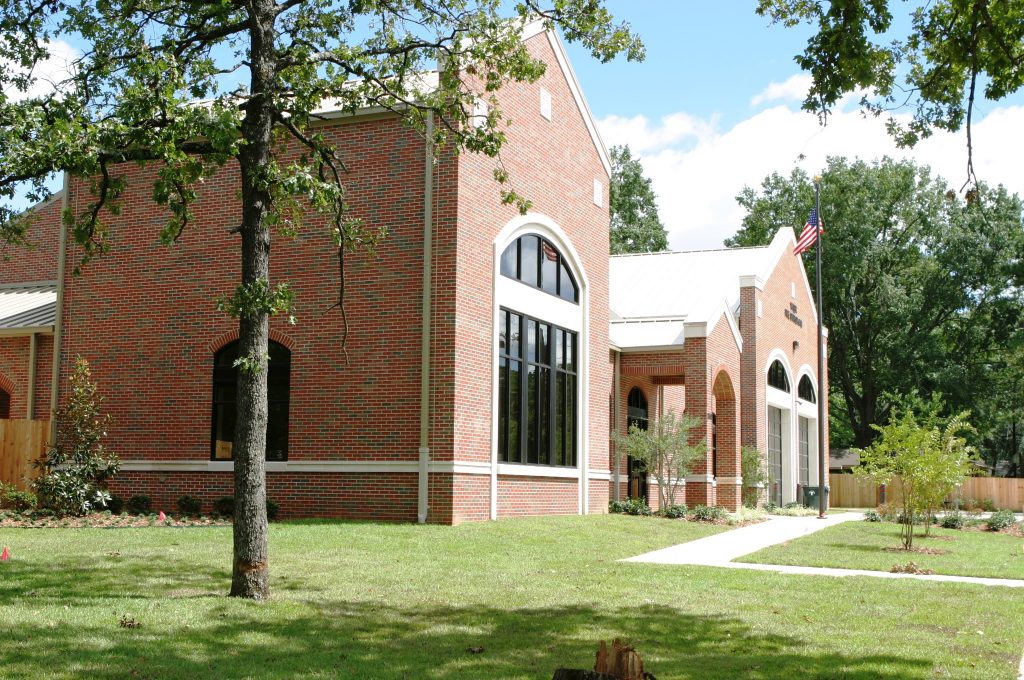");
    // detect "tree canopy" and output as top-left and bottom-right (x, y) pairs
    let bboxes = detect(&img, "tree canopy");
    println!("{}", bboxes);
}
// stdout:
(728, 156), (1024, 450)
(757, 0), (1024, 184)
(0, 0), (642, 598)
(609, 144), (668, 254)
